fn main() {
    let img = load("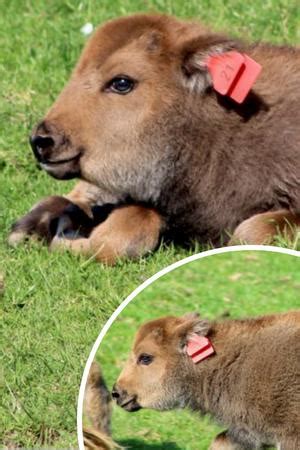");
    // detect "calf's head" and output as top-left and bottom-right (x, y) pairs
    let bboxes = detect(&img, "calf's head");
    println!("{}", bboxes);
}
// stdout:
(30, 14), (236, 200)
(112, 313), (210, 412)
